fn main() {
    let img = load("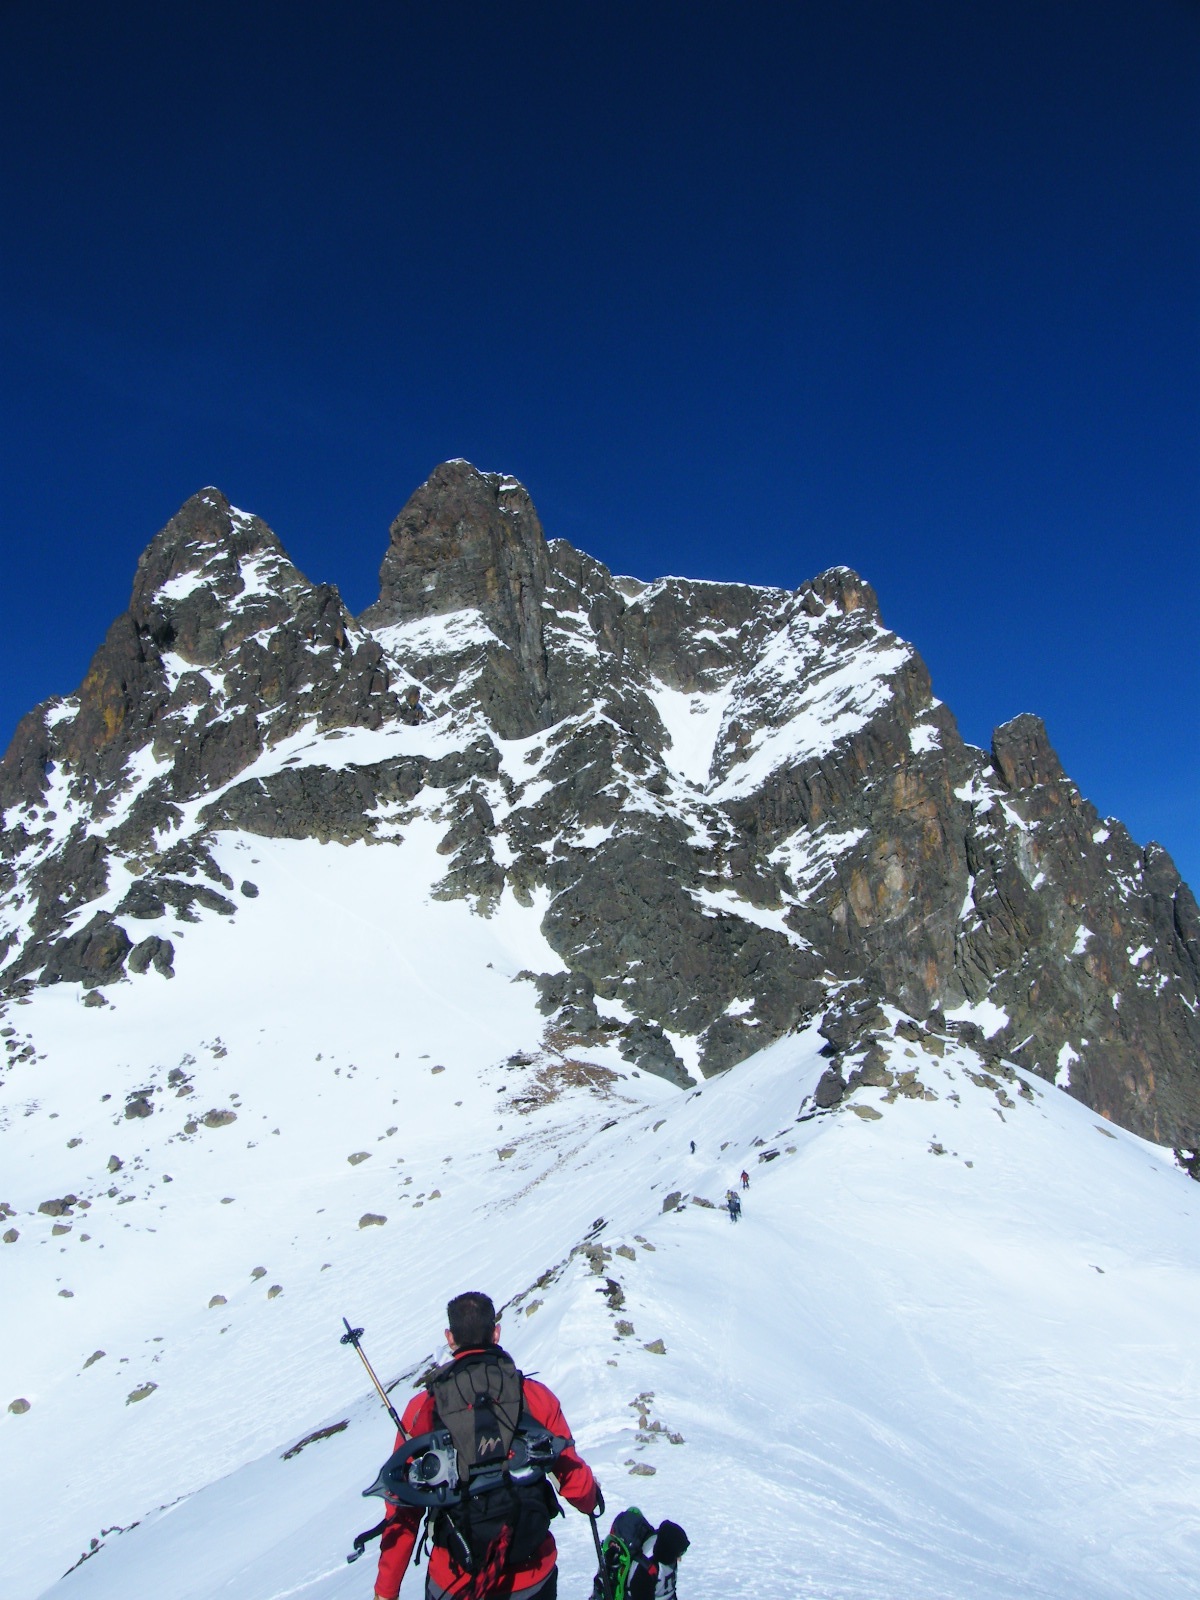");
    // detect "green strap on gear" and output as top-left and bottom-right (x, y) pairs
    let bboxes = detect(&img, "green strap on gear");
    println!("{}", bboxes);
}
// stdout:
(594, 1507), (654, 1600)
(604, 1536), (636, 1600)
